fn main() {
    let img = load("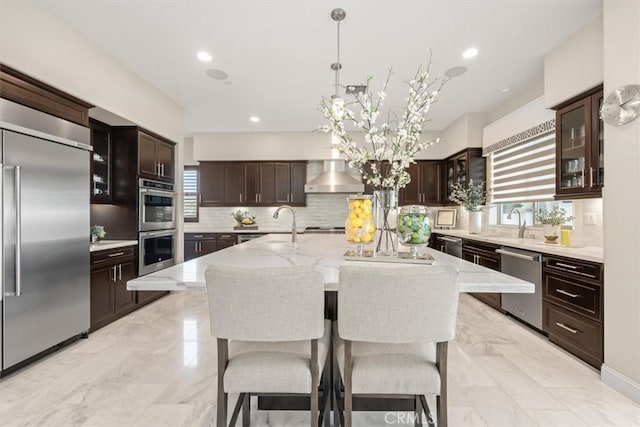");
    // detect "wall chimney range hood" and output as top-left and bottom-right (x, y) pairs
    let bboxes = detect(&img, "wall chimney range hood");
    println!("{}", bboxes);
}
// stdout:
(304, 159), (364, 193)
